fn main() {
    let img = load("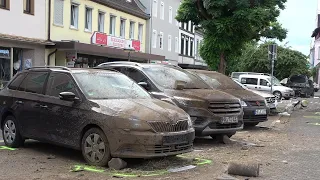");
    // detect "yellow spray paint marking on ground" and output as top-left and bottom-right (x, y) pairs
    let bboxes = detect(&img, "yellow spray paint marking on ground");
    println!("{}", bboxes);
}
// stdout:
(71, 156), (212, 177)
(307, 123), (320, 126)
(0, 146), (16, 151)
(315, 112), (320, 115)
(304, 116), (320, 119)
